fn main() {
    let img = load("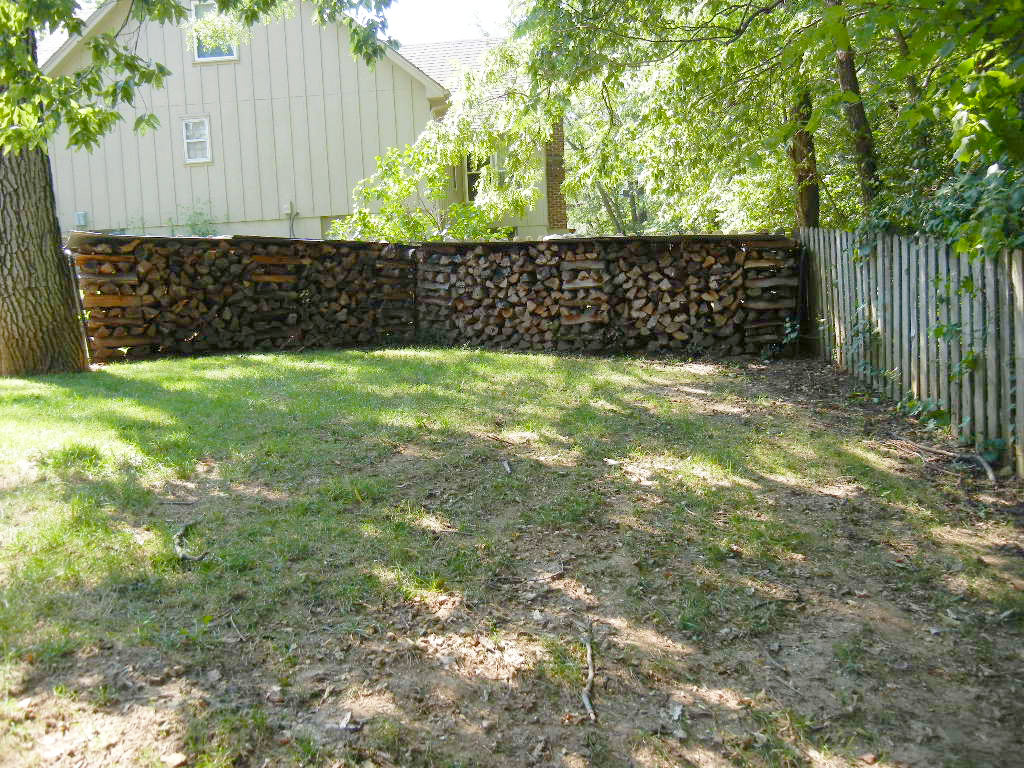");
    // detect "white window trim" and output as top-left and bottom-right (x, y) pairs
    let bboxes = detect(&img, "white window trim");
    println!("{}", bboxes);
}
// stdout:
(463, 153), (506, 203)
(192, 2), (238, 63)
(182, 117), (212, 164)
